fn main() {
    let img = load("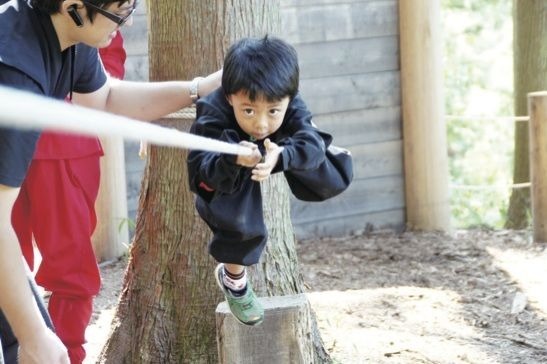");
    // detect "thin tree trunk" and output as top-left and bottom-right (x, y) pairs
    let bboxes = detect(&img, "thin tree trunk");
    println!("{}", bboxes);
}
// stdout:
(506, 0), (547, 229)
(100, 1), (330, 363)
(253, 176), (331, 363)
